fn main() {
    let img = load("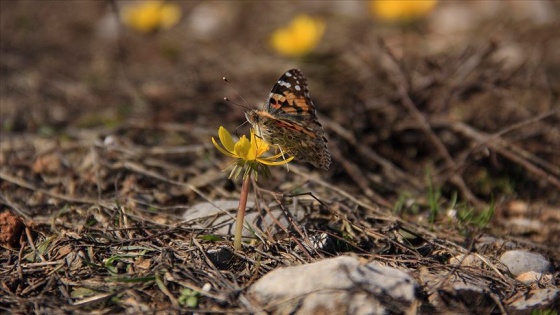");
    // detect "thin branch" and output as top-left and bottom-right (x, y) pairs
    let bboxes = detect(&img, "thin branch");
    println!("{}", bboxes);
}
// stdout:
(379, 38), (482, 205)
